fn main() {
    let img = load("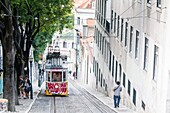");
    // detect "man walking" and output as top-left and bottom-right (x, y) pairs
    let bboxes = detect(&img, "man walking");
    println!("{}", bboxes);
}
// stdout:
(113, 81), (122, 108)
